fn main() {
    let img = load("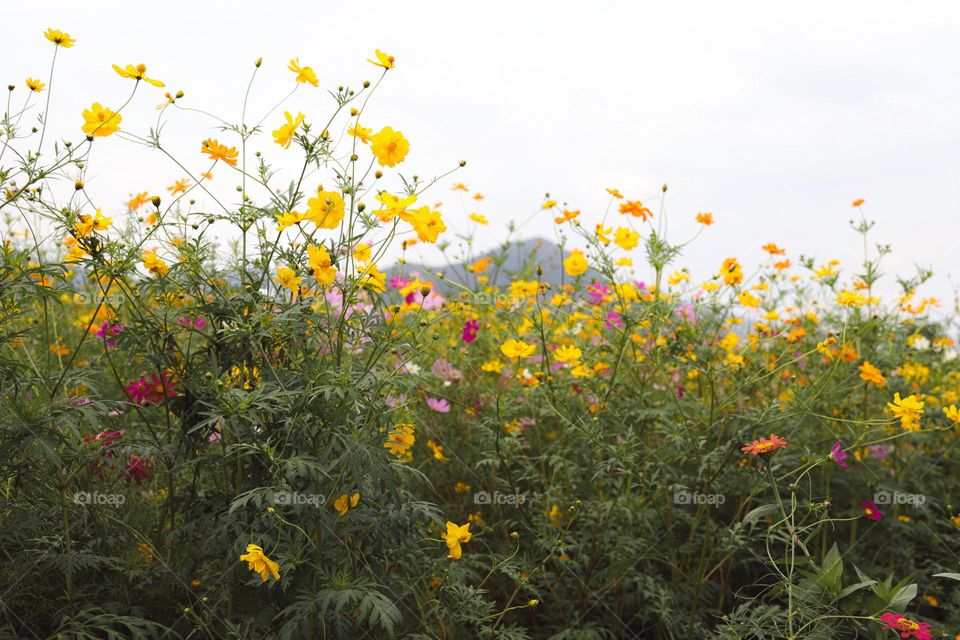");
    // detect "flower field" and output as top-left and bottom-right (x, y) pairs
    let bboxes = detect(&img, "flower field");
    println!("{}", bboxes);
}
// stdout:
(4, 28), (960, 640)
